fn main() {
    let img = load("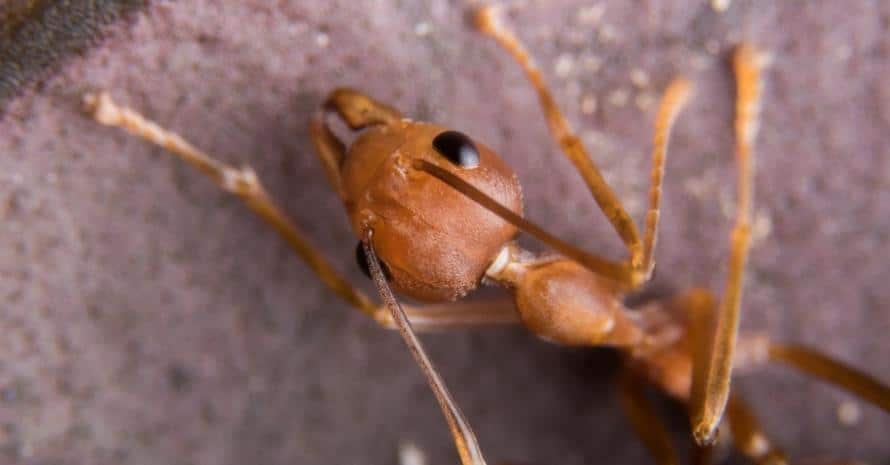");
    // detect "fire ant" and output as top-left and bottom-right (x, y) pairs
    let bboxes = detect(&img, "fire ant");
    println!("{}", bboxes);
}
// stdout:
(82, 5), (889, 465)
